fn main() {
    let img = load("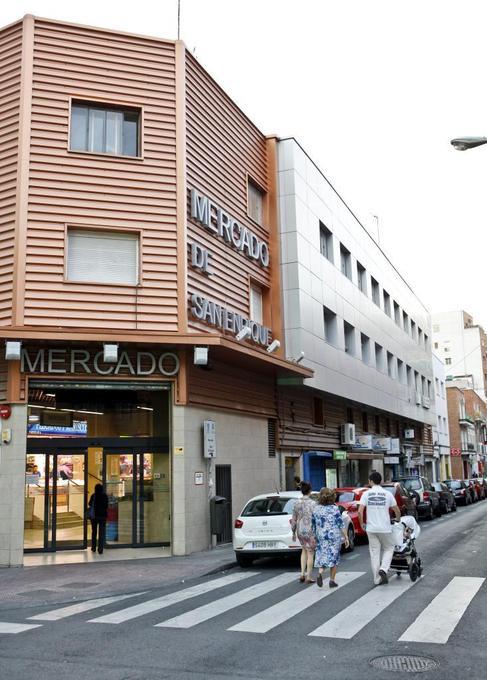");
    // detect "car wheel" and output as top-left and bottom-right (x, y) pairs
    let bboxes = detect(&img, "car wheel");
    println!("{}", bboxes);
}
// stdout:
(236, 553), (254, 568)
(346, 525), (355, 552)
(436, 503), (444, 517)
